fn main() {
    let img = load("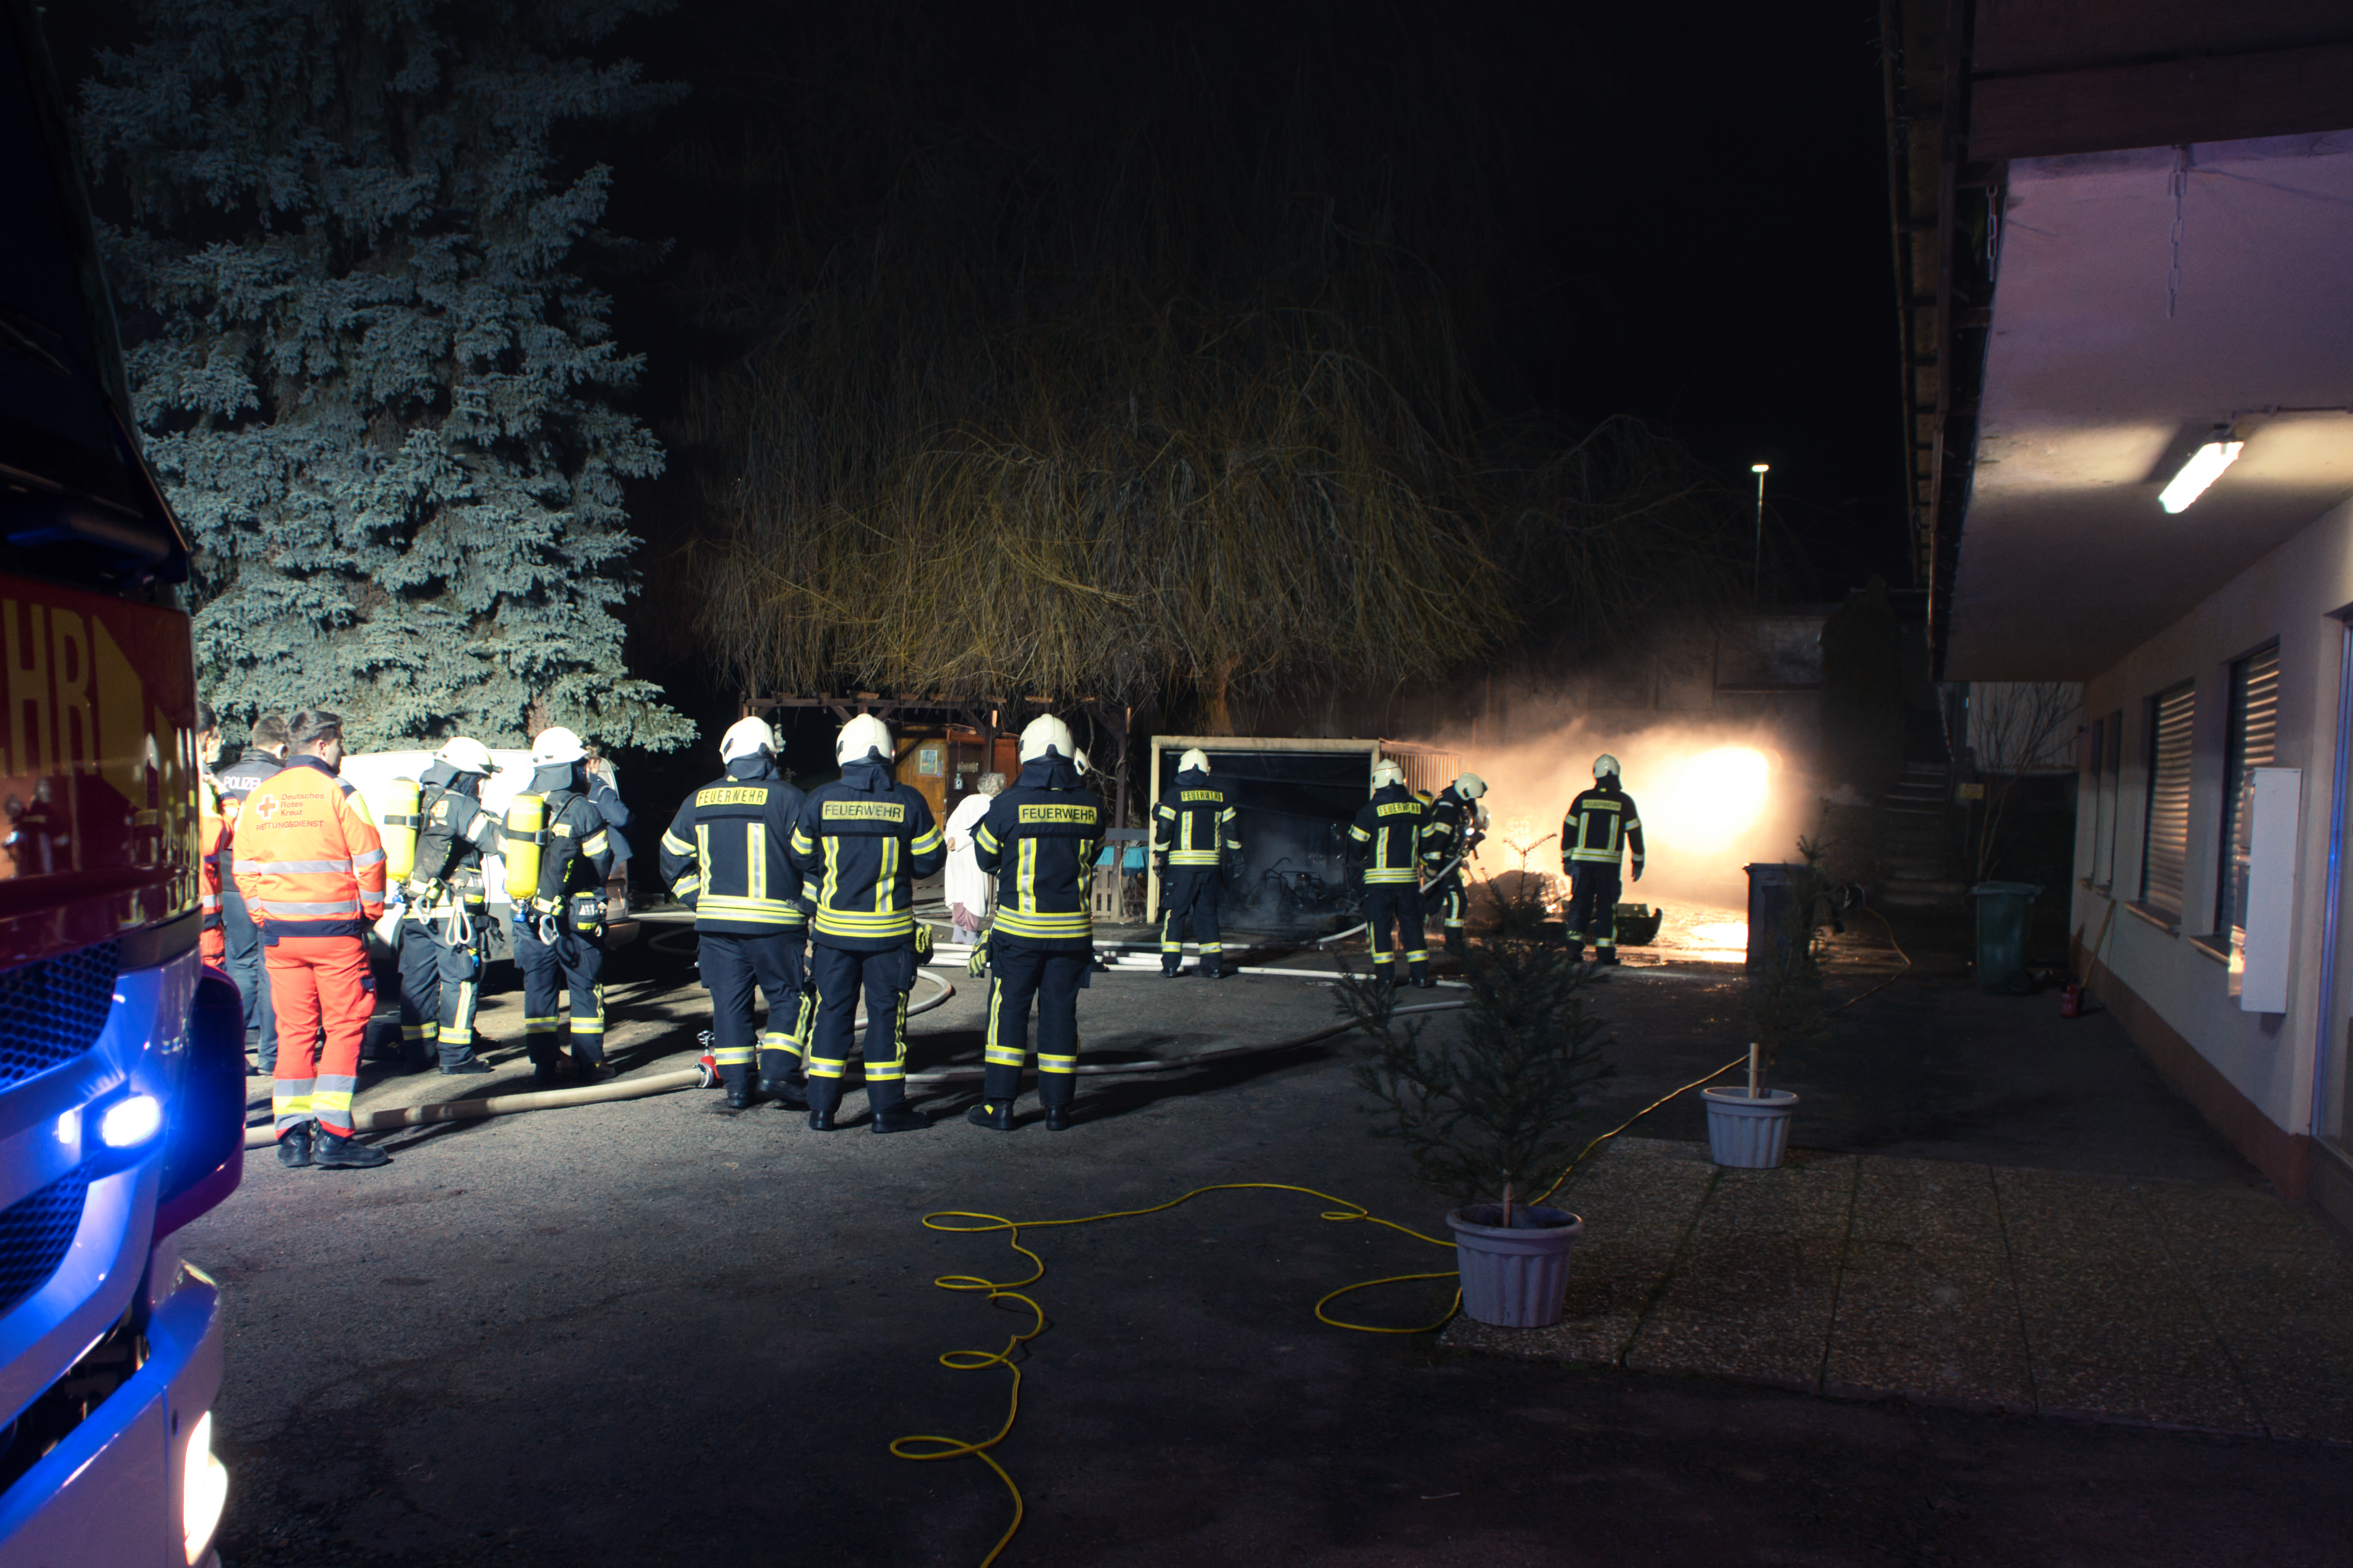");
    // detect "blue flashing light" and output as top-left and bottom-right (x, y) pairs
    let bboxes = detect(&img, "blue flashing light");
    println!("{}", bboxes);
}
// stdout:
(99, 1094), (164, 1149)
